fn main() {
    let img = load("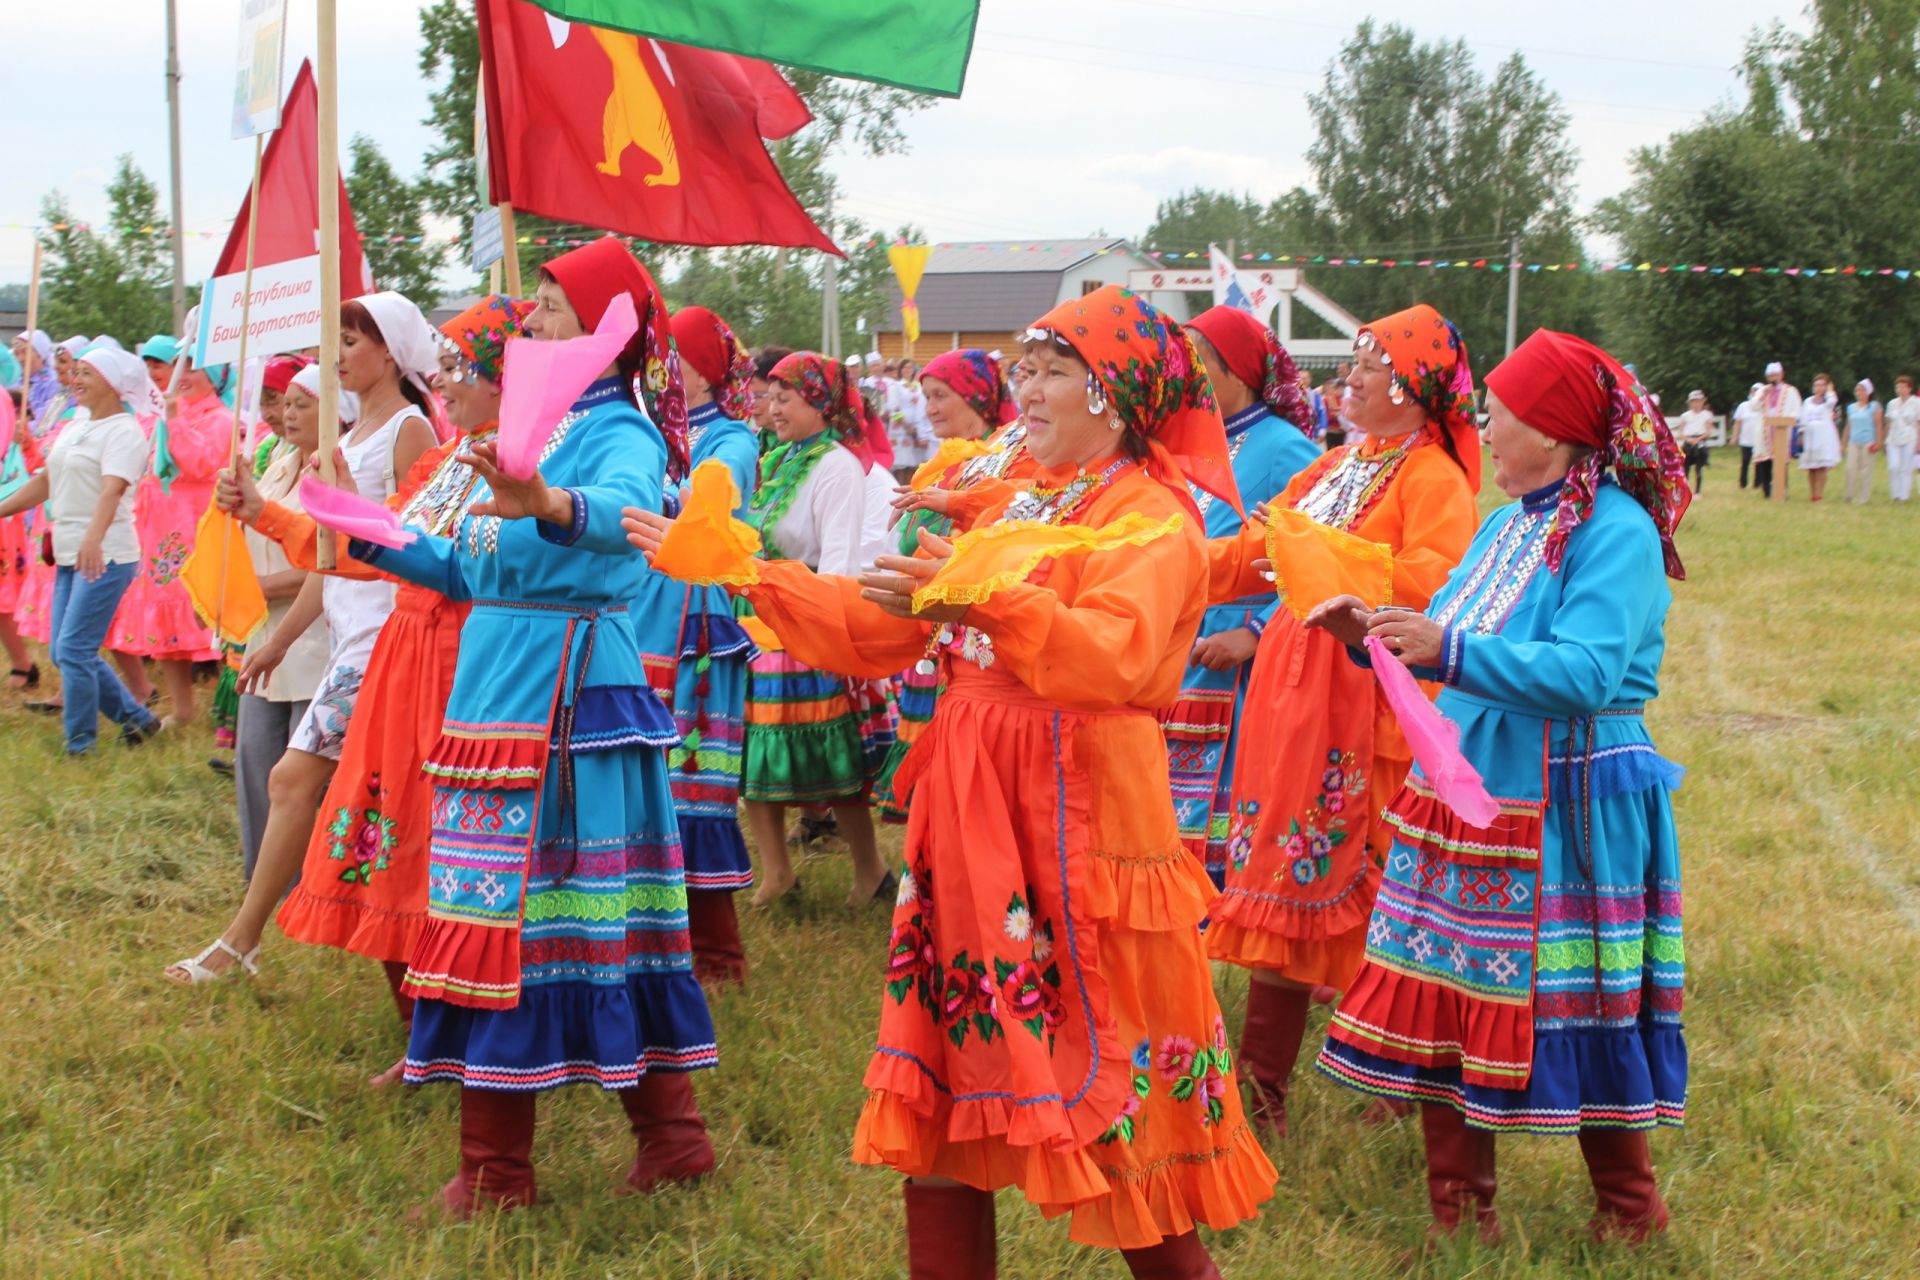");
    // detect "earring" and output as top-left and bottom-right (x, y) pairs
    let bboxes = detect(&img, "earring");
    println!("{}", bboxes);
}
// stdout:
(1108, 413), (1124, 432)
(1086, 373), (1107, 415)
